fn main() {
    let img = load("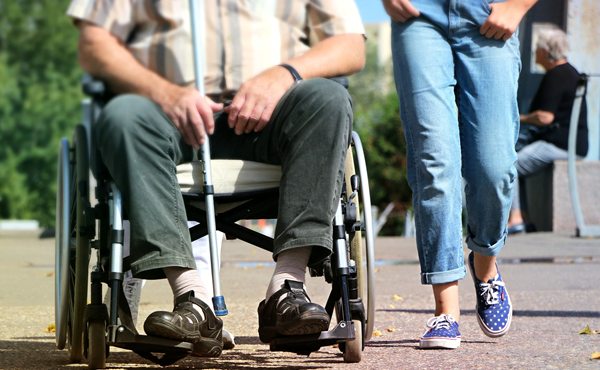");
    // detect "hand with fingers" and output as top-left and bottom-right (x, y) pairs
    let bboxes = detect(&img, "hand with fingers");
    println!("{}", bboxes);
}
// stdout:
(480, 0), (532, 41)
(160, 86), (223, 149)
(382, 0), (420, 23)
(224, 65), (296, 135)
